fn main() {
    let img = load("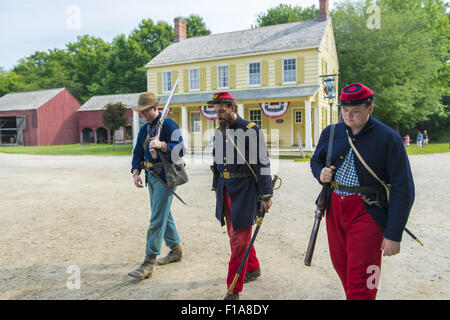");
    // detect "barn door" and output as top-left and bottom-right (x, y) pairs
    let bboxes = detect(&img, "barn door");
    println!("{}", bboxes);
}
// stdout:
(16, 116), (26, 146)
